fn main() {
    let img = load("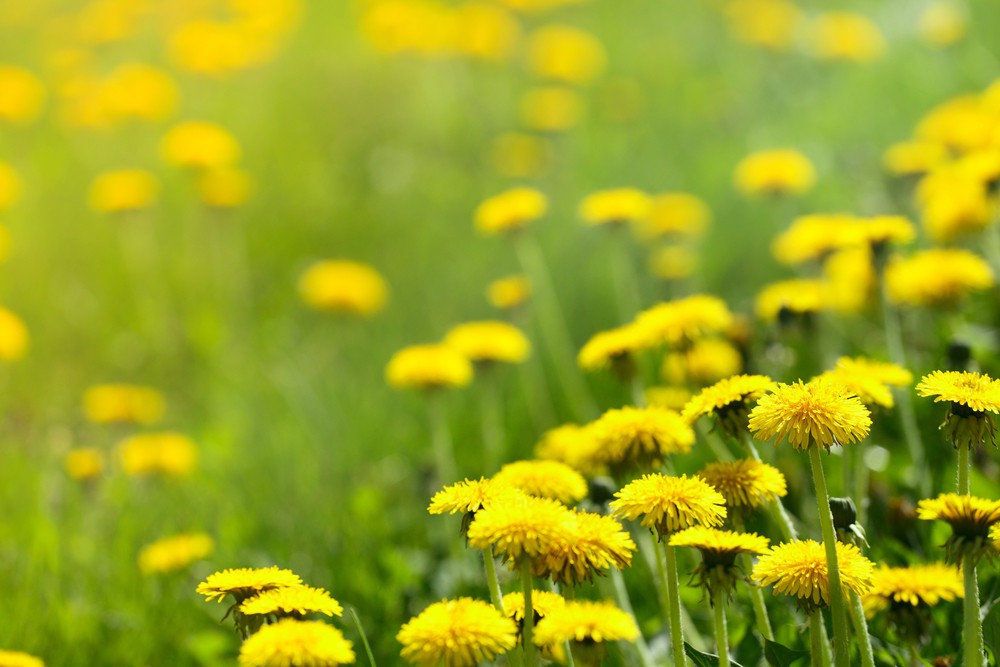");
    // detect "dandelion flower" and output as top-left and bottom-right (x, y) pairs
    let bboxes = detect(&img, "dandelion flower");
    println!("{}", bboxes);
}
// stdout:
(83, 384), (165, 424)
(638, 192), (710, 239)
(521, 87), (585, 132)
(198, 167), (252, 208)
(0, 308), (29, 361)
(611, 473), (726, 538)
(0, 651), (44, 667)
(138, 533), (214, 575)
(385, 344), (473, 390)
(755, 278), (828, 321)
(809, 12), (885, 62)
(723, 0), (802, 52)
(161, 120), (241, 169)
(682, 374), (775, 436)
(467, 492), (573, 562)
(919, 3), (967, 47)
(118, 432), (197, 476)
(699, 458), (787, 514)
(683, 338), (744, 385)
(670, 526), (770, 596)
(753, 539), (875, 609)
(749, 380), (872, 450)
(863, 563), (963, 616)
(198, 567), (303, 604)
(502, 590), (566, 624)
(885, 248), (993, 307)
(533, 600), (638, 646)
(882, 140), (949, 177)
(533, 424), (604, 476)
(239, 619), (355, 667)
(577, 324), (647, 373)
(486, 275), (531, 310)
(0, 66), (45, 123)
(734, 149), (816, 197)
(589, 406), (695, 471)
(535, 510), (636, 585)
(297, 260), (388, 316)
(88, 169), (159, 213)
(444, 321), (530, 364)
(917, 493), (1000, 565)
(428, 477), (517, 516)
(578, 188), (651, 226)
(0, 162), (22, 211)
(397, 598), (517, 667)
(526, 25), (605, 85)
(645, 385), (692, 412)
(474, 187), (547, 235)
(492, 460), (587, 504)
(100, 63), (178, 123)
(64, 447), (105, 481)
(634, 294), (733, 347)
(917, 370), (1000, 450)
(241, 586), (344, 619)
